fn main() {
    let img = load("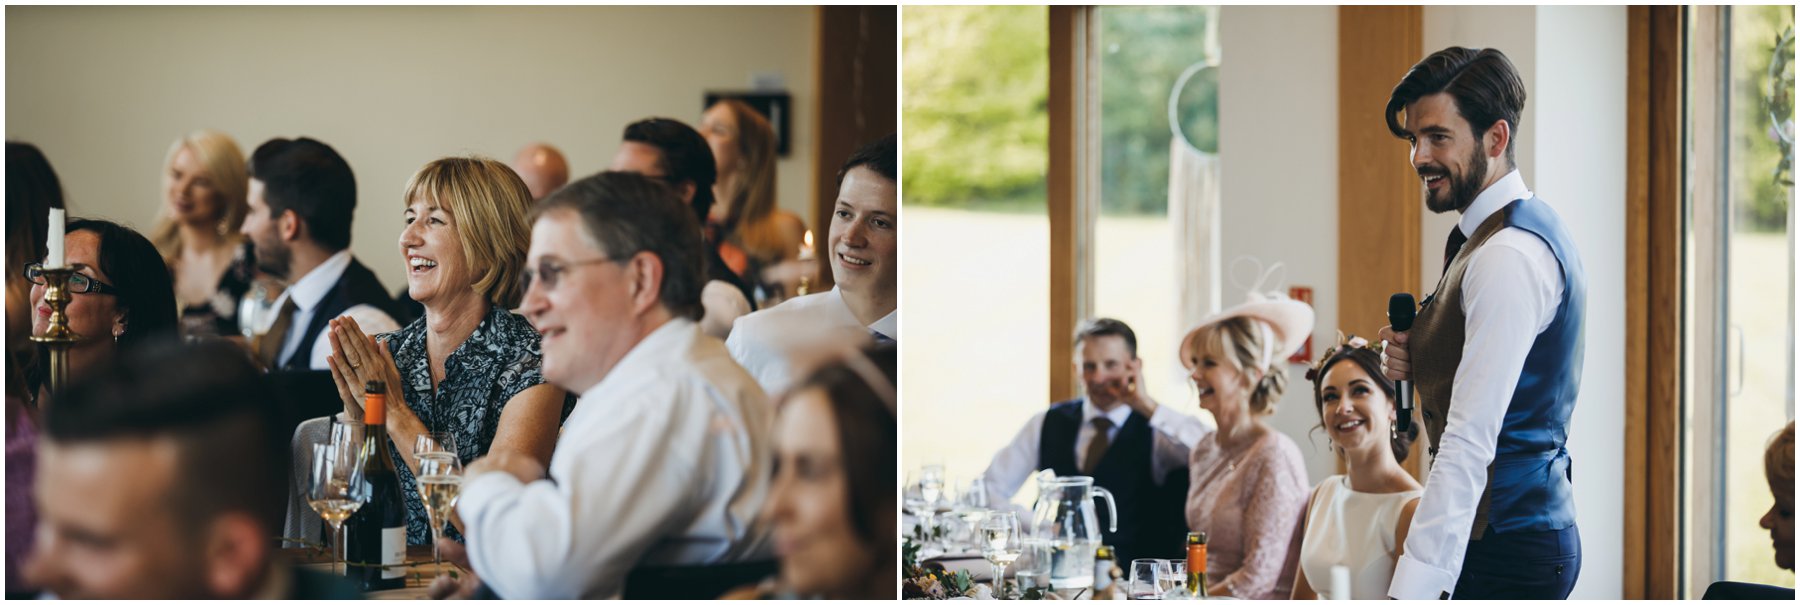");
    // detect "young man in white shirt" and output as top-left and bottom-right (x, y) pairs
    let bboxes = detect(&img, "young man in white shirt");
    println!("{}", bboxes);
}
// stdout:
(1379, 47), (1586, 600)
(456, 171), (774, 599)
(727, 135), (897, 397)
(979, 318), (1210, 564)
